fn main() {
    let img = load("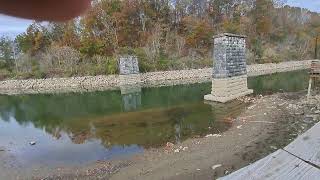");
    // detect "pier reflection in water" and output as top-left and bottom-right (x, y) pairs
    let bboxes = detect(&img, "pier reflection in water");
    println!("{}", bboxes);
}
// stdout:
(0, 83), (245, 166)
(0, 70), (309, 166)
(120, 85), (142, 112)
